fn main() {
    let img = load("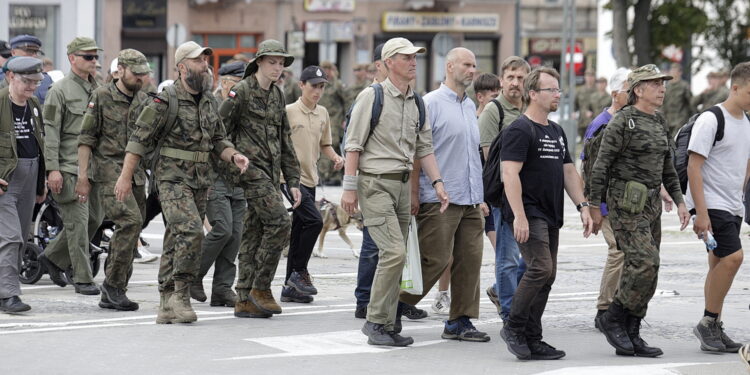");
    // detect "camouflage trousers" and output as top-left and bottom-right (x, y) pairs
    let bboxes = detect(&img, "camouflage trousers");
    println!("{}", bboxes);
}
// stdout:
(90, 182), (145, 289)
(157, 181), (207, 292)
(317, 125), (343, 184)
(237, 182), (291, 293)
(608, 189), (662, 318)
